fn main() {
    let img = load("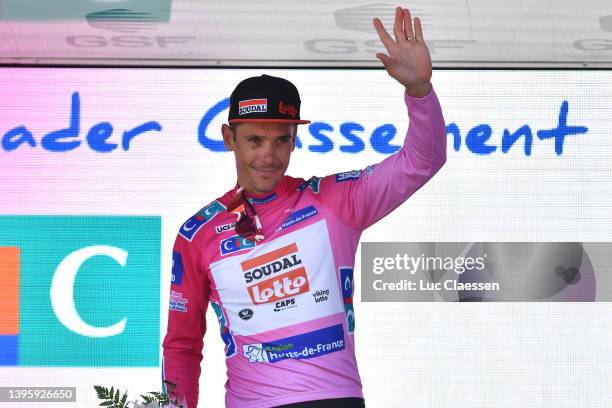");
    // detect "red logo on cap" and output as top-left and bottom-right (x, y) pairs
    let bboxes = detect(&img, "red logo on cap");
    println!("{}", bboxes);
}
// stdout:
(279, 101), (297, 118)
